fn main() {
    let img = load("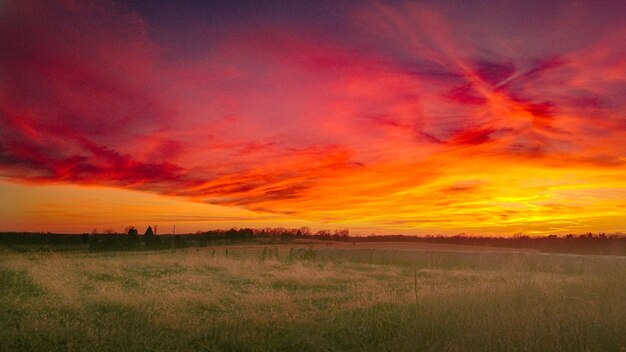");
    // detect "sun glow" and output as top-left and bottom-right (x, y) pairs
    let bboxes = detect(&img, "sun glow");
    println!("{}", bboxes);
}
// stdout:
(1, 0), (625, 234)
